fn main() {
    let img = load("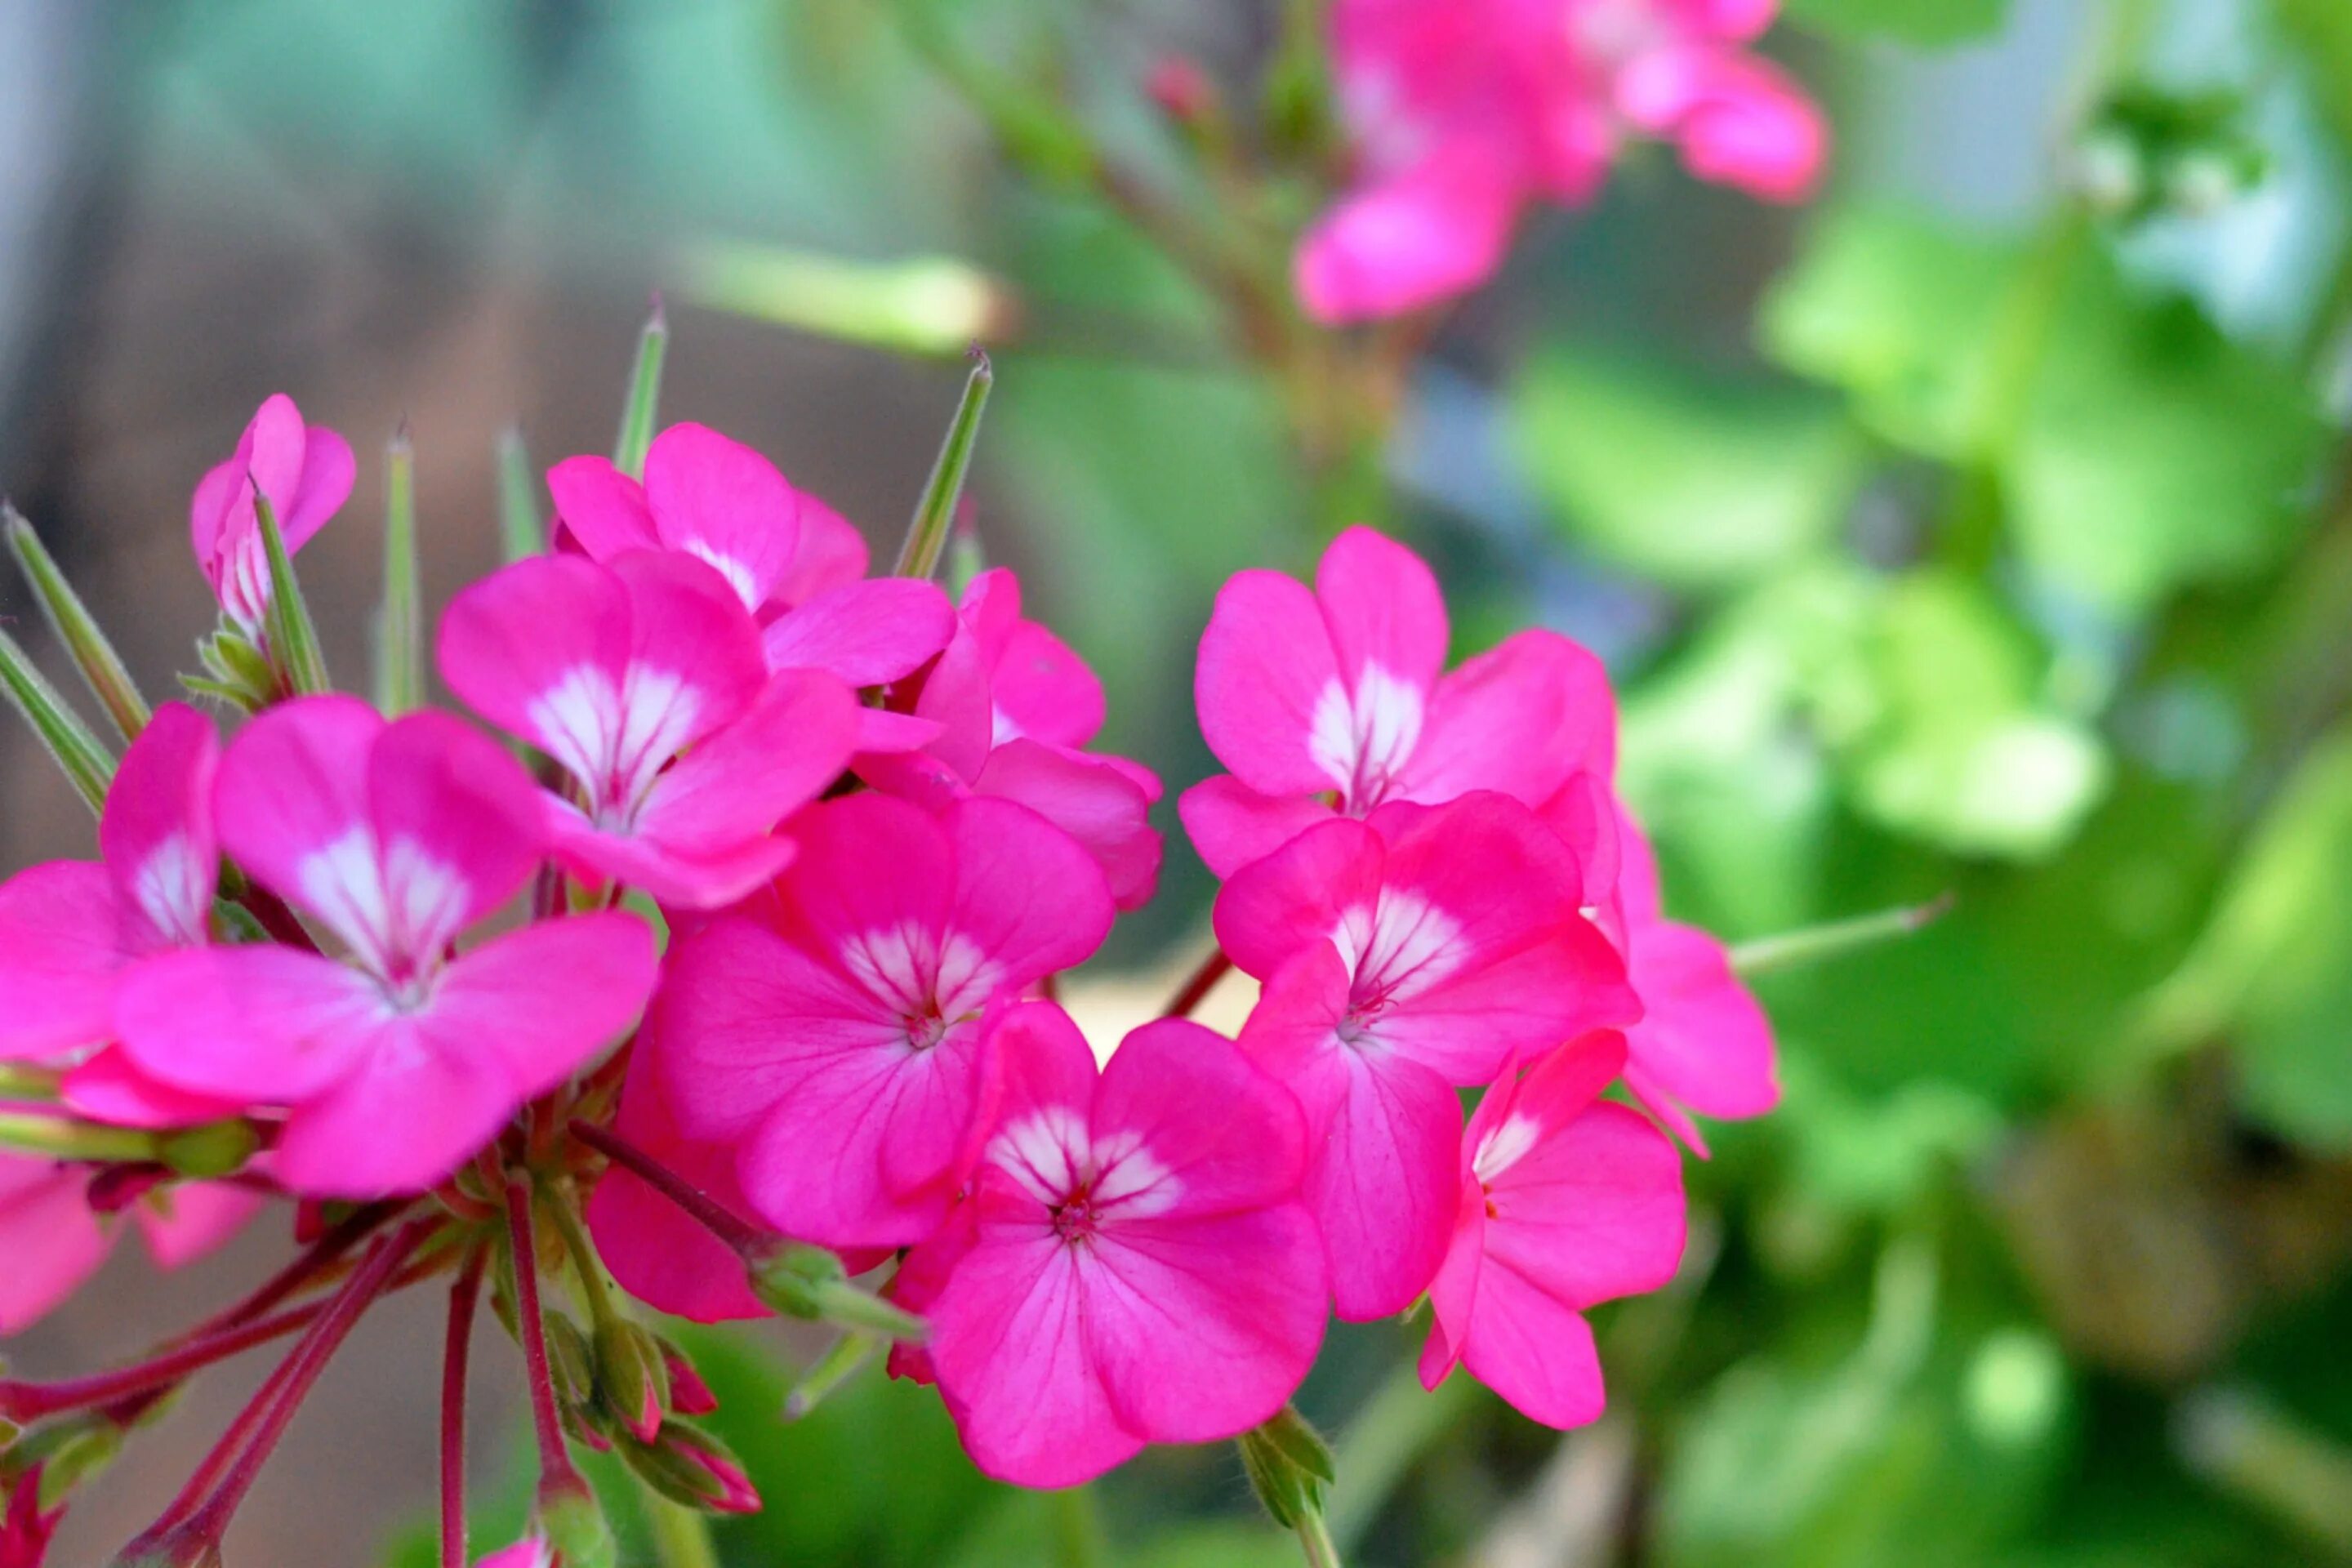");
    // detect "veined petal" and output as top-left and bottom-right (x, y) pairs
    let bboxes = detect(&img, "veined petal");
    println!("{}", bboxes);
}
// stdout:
(547, 455), (659, 561)
(762, 577), (956, 687)
(115, 943), (386, 1103)
(98, 703), (219, 950)
(1195, 568), (1346, 797)
(643, 422), (804, 612)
